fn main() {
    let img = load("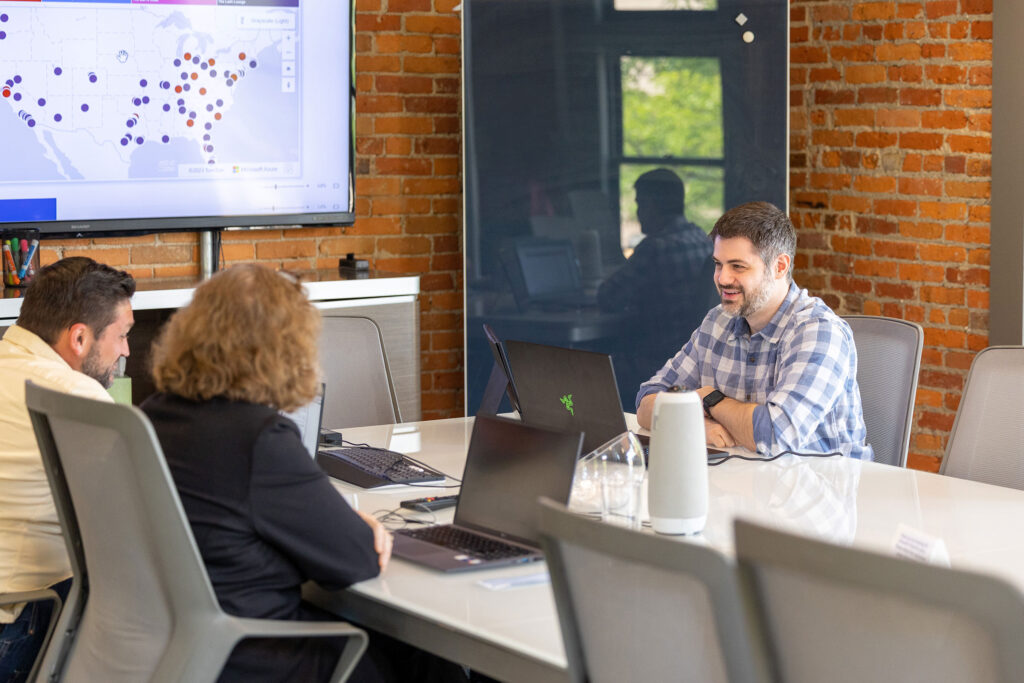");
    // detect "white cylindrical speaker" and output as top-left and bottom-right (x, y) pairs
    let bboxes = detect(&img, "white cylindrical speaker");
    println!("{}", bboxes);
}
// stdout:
(648, 391), (708, 535)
